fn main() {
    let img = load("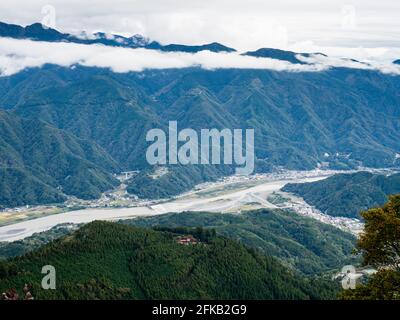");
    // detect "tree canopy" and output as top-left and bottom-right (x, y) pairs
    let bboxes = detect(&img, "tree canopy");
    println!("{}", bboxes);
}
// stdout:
(342, 195), (400, 300)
